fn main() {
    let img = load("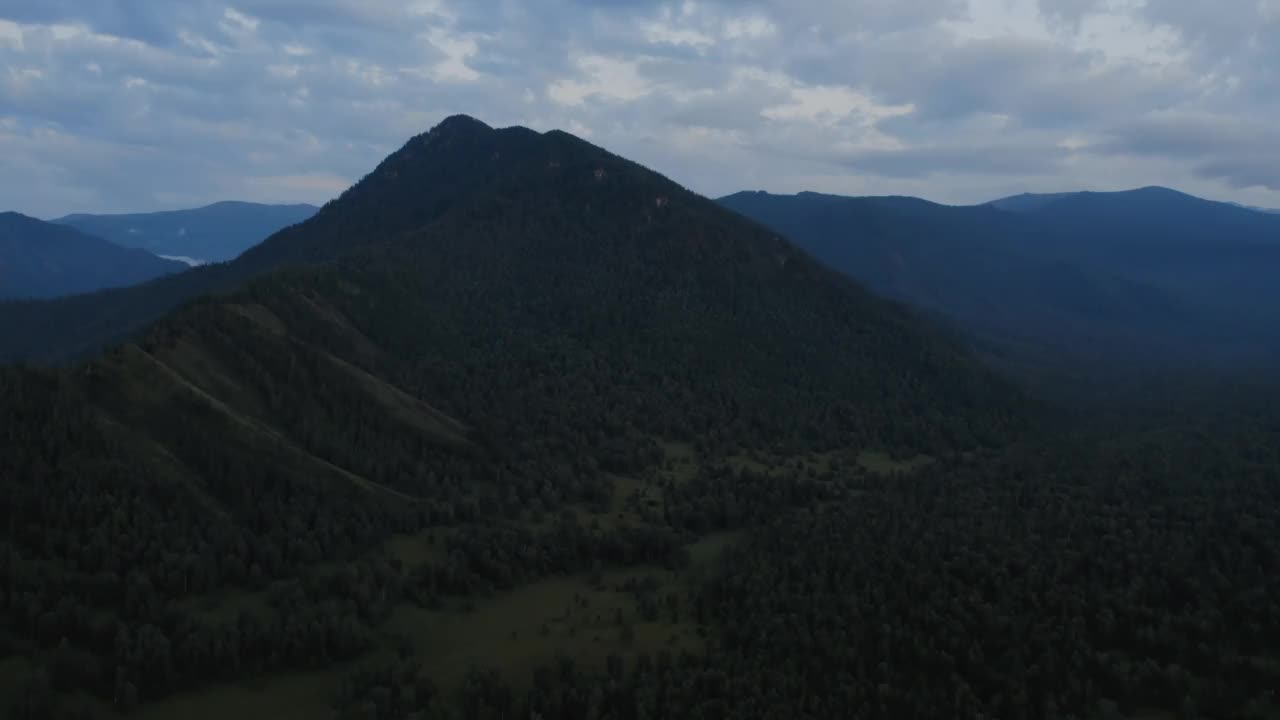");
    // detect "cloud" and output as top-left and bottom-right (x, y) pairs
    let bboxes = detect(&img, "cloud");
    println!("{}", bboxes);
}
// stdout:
(549, 55), (653, 106)
(1, 0), (1278, 217)
(839, 143), (1070, 178)
(1095, 111), (1280, 190)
